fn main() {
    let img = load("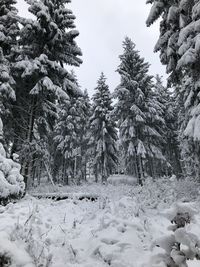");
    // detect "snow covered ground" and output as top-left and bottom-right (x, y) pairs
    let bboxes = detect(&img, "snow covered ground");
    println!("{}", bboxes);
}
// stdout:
(0, 178), (200, 266)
